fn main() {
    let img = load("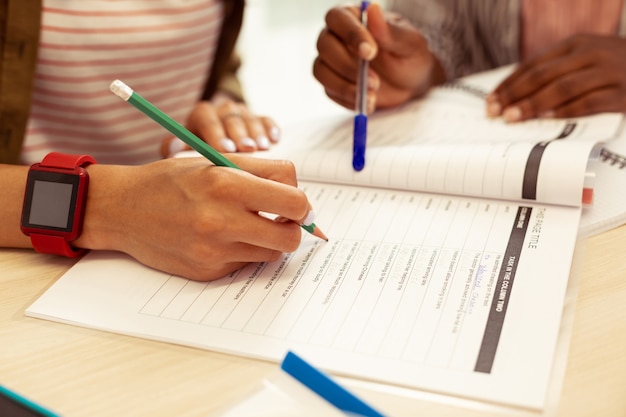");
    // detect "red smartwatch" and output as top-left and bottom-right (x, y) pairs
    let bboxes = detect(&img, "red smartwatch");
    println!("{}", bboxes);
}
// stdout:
(20, 152), (96, 258)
